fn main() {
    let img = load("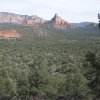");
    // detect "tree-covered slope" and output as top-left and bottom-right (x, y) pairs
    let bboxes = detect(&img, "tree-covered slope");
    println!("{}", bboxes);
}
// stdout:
(0, 23), (100, 100)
